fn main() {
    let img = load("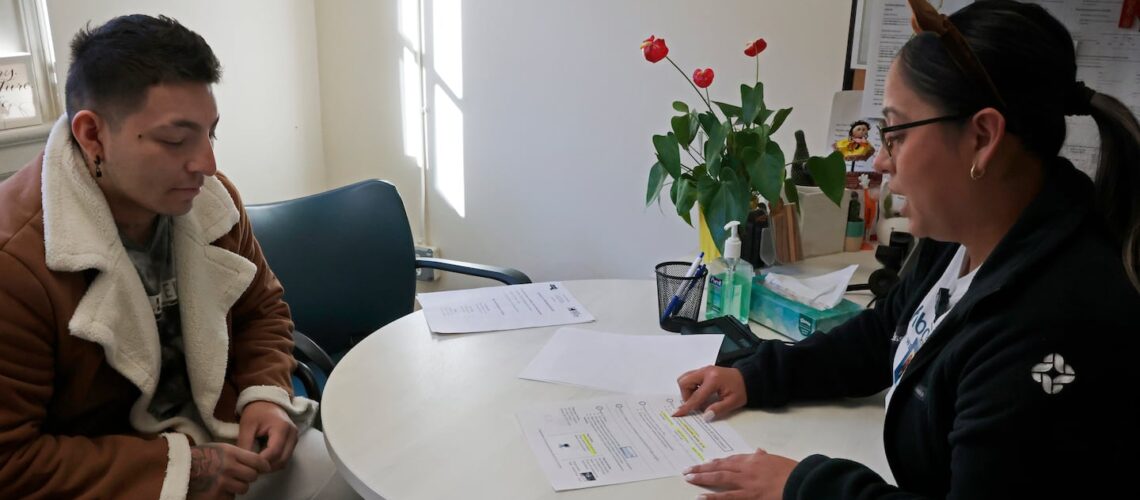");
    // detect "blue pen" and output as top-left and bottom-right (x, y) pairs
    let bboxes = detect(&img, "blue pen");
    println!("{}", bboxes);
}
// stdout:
(661, 254), (705, 321)
(680, 265), (708, 302)
(662, 264), (706, 320)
